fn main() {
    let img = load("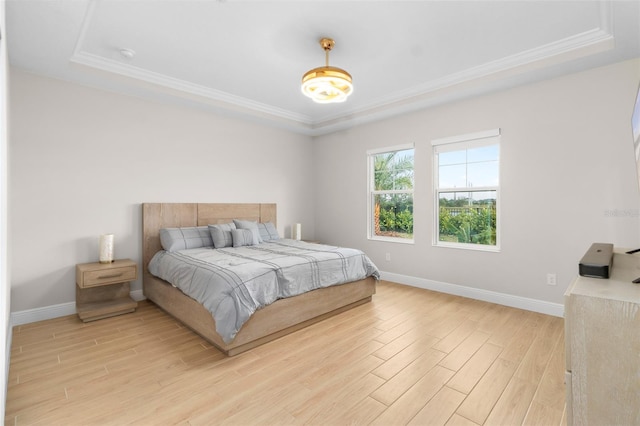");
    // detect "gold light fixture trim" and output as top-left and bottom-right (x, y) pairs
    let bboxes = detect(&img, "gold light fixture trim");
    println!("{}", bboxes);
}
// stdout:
(301, 37), (353, 104)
